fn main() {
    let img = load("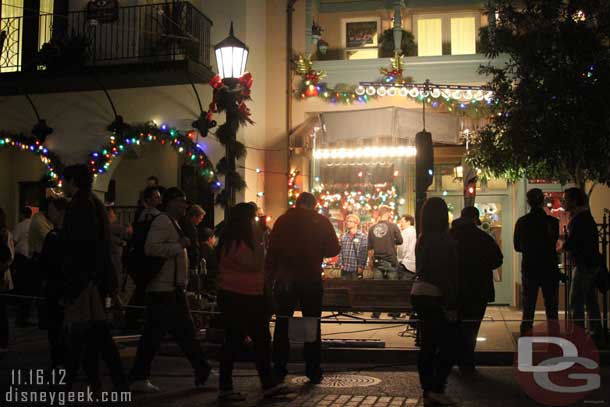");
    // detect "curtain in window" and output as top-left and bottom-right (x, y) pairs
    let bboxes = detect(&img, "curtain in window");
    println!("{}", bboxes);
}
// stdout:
(450, 17), (476, 55)
(417, 18), (442, 57)
(1, 0), (24, 71)
(39, 0), (53, 50)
